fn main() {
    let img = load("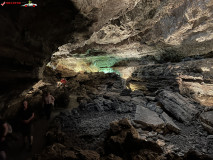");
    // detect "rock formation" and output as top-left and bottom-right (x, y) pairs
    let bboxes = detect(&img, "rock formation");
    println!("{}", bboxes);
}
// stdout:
(1, 0), (212, 96)
(0, 0), (213, 159)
